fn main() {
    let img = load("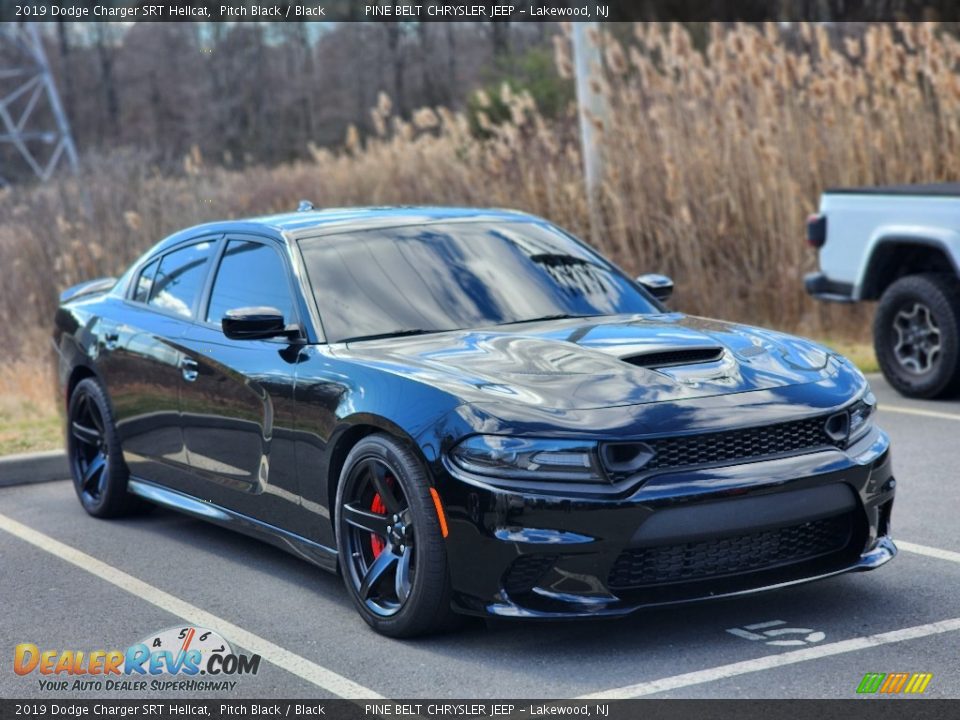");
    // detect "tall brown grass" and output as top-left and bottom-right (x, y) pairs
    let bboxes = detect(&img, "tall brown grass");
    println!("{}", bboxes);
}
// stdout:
(0, 360), (61, 453)
(3, 22), (960, 365)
